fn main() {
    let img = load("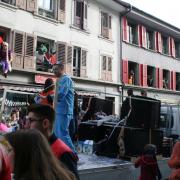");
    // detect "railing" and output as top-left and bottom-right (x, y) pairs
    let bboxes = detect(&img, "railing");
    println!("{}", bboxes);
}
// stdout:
(38, 8), (55, 19)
